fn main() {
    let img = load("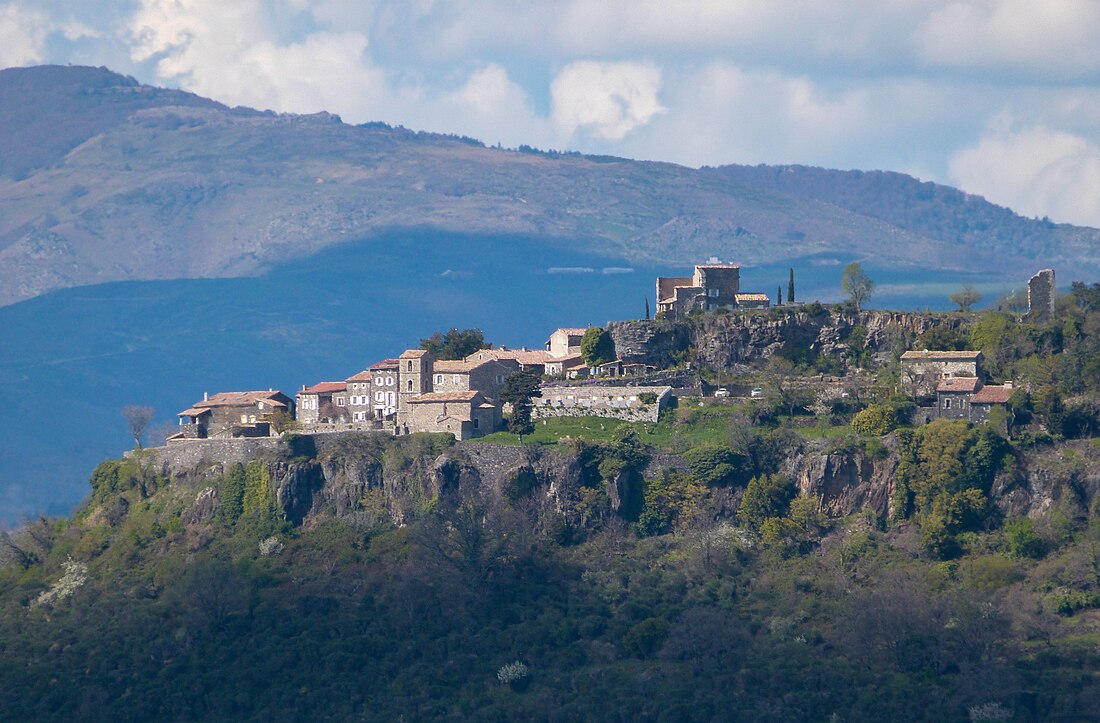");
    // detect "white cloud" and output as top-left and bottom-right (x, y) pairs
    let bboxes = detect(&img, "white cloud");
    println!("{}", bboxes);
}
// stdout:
(551, 61), (665, 141)
(914, 0), (1100, 79)
(0, 4), (54, 67)
(128, 0), (386, 117)
(949, 126), (1100, 226)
